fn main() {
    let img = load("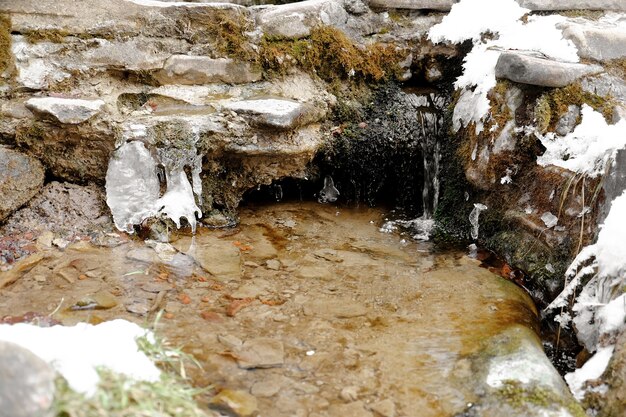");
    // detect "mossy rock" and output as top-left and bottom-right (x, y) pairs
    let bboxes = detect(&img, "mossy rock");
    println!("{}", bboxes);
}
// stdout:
(0, 14), (14, 83)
